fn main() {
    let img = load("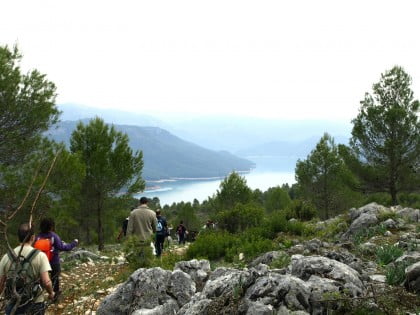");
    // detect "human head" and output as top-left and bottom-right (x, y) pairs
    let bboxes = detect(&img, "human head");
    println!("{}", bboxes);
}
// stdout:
(156, 209), (161, 216)
(139, 197), (148, 205)
(18, 223), (34, 243)
(40, 218), (55, 234)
